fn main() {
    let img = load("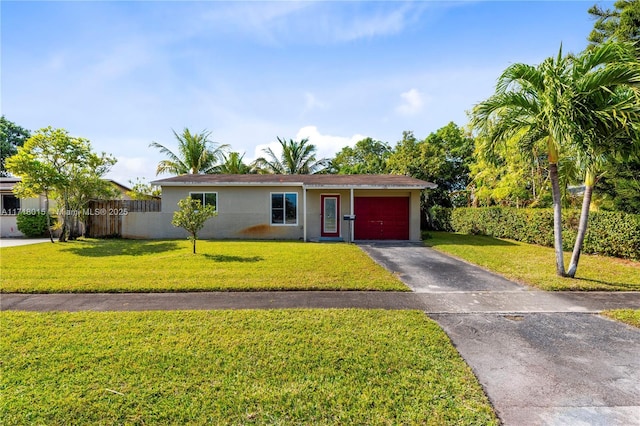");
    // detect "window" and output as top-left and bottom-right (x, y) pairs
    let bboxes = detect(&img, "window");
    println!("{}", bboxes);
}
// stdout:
(189, 192), (217, 211)
(271, 192), (297, 225)
(1, 194), (20, 215)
